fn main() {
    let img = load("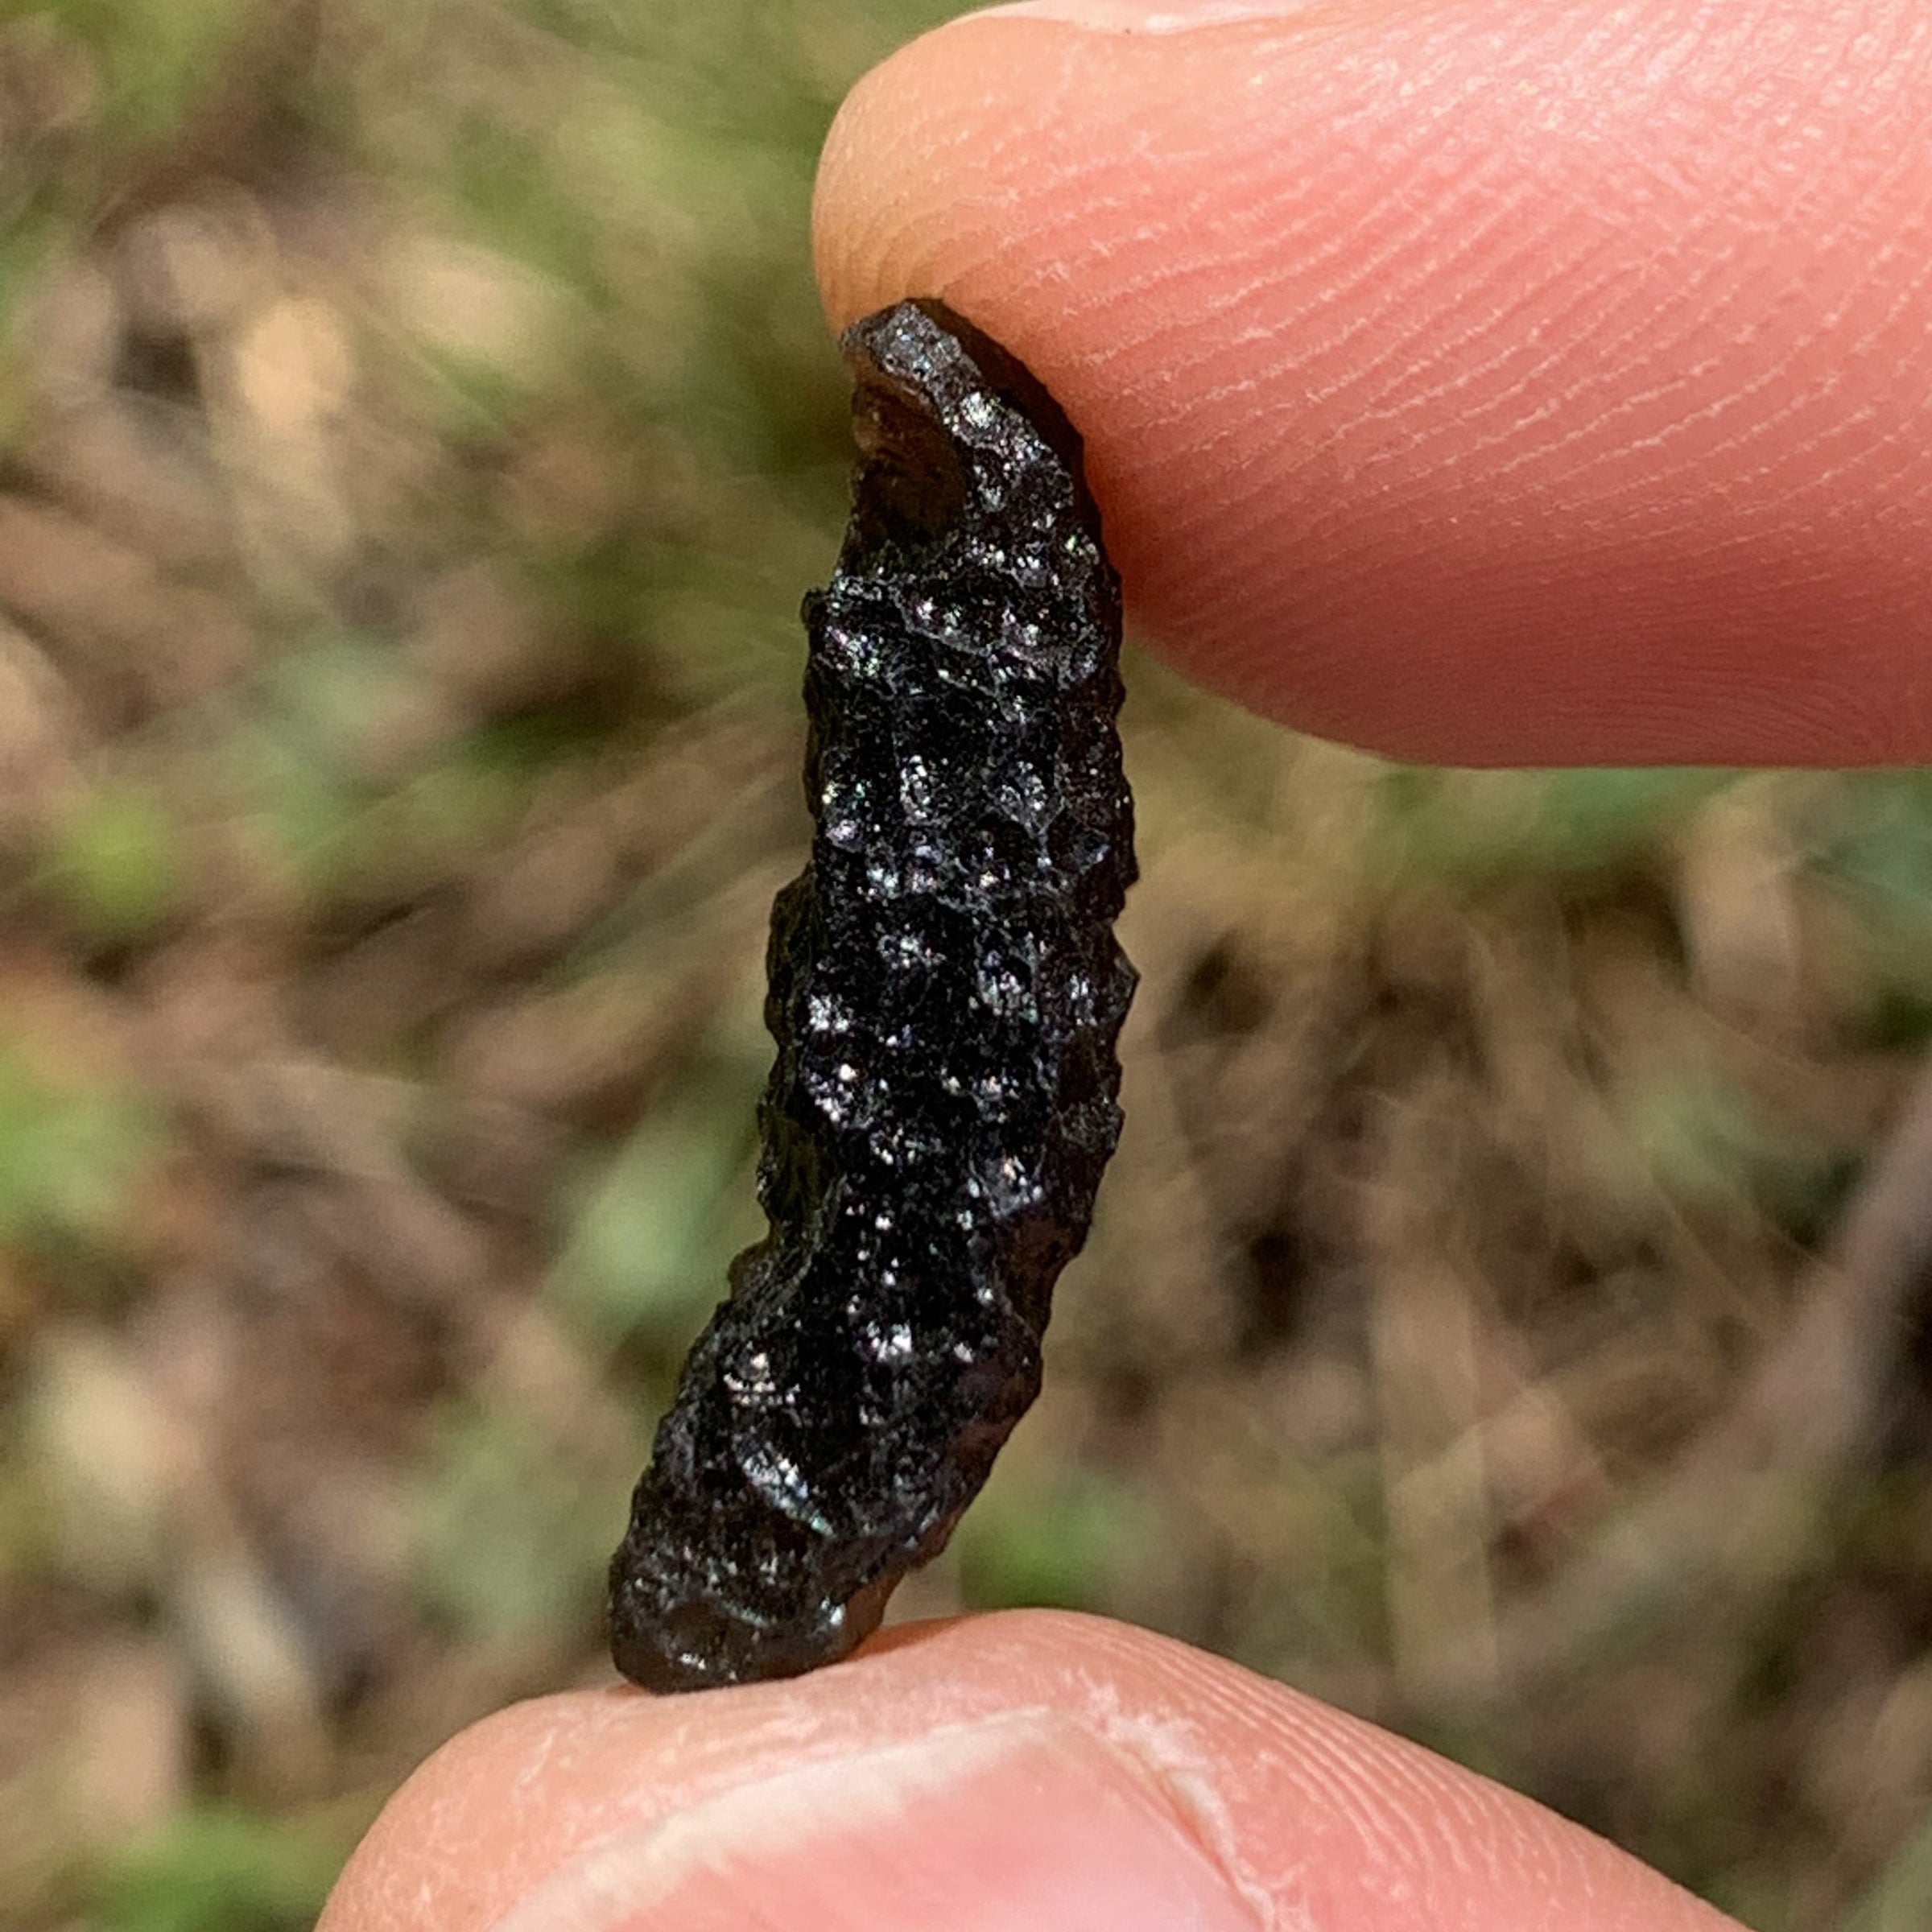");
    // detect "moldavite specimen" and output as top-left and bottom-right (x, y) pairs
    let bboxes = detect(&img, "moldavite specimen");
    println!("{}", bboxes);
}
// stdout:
(608, 299), (1136, 1693)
